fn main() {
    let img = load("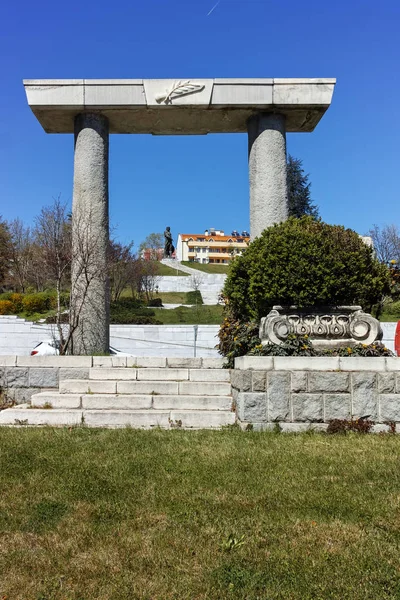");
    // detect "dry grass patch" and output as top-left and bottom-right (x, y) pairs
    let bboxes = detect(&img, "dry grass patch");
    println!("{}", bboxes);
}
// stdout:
(1, 429), (400, 599)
